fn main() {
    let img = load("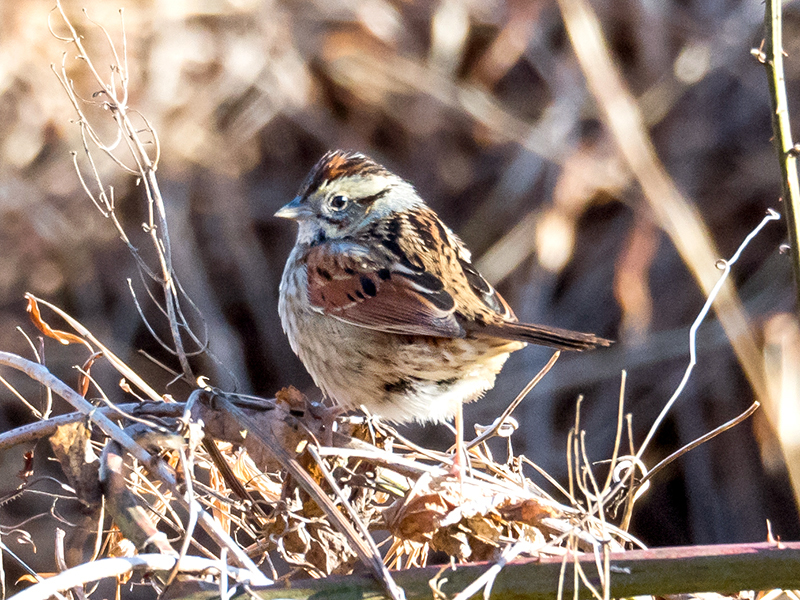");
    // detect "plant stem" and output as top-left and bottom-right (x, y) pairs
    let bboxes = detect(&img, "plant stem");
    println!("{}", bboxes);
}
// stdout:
(228, 541), (800, 600)
(763, 0), (800, 311)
